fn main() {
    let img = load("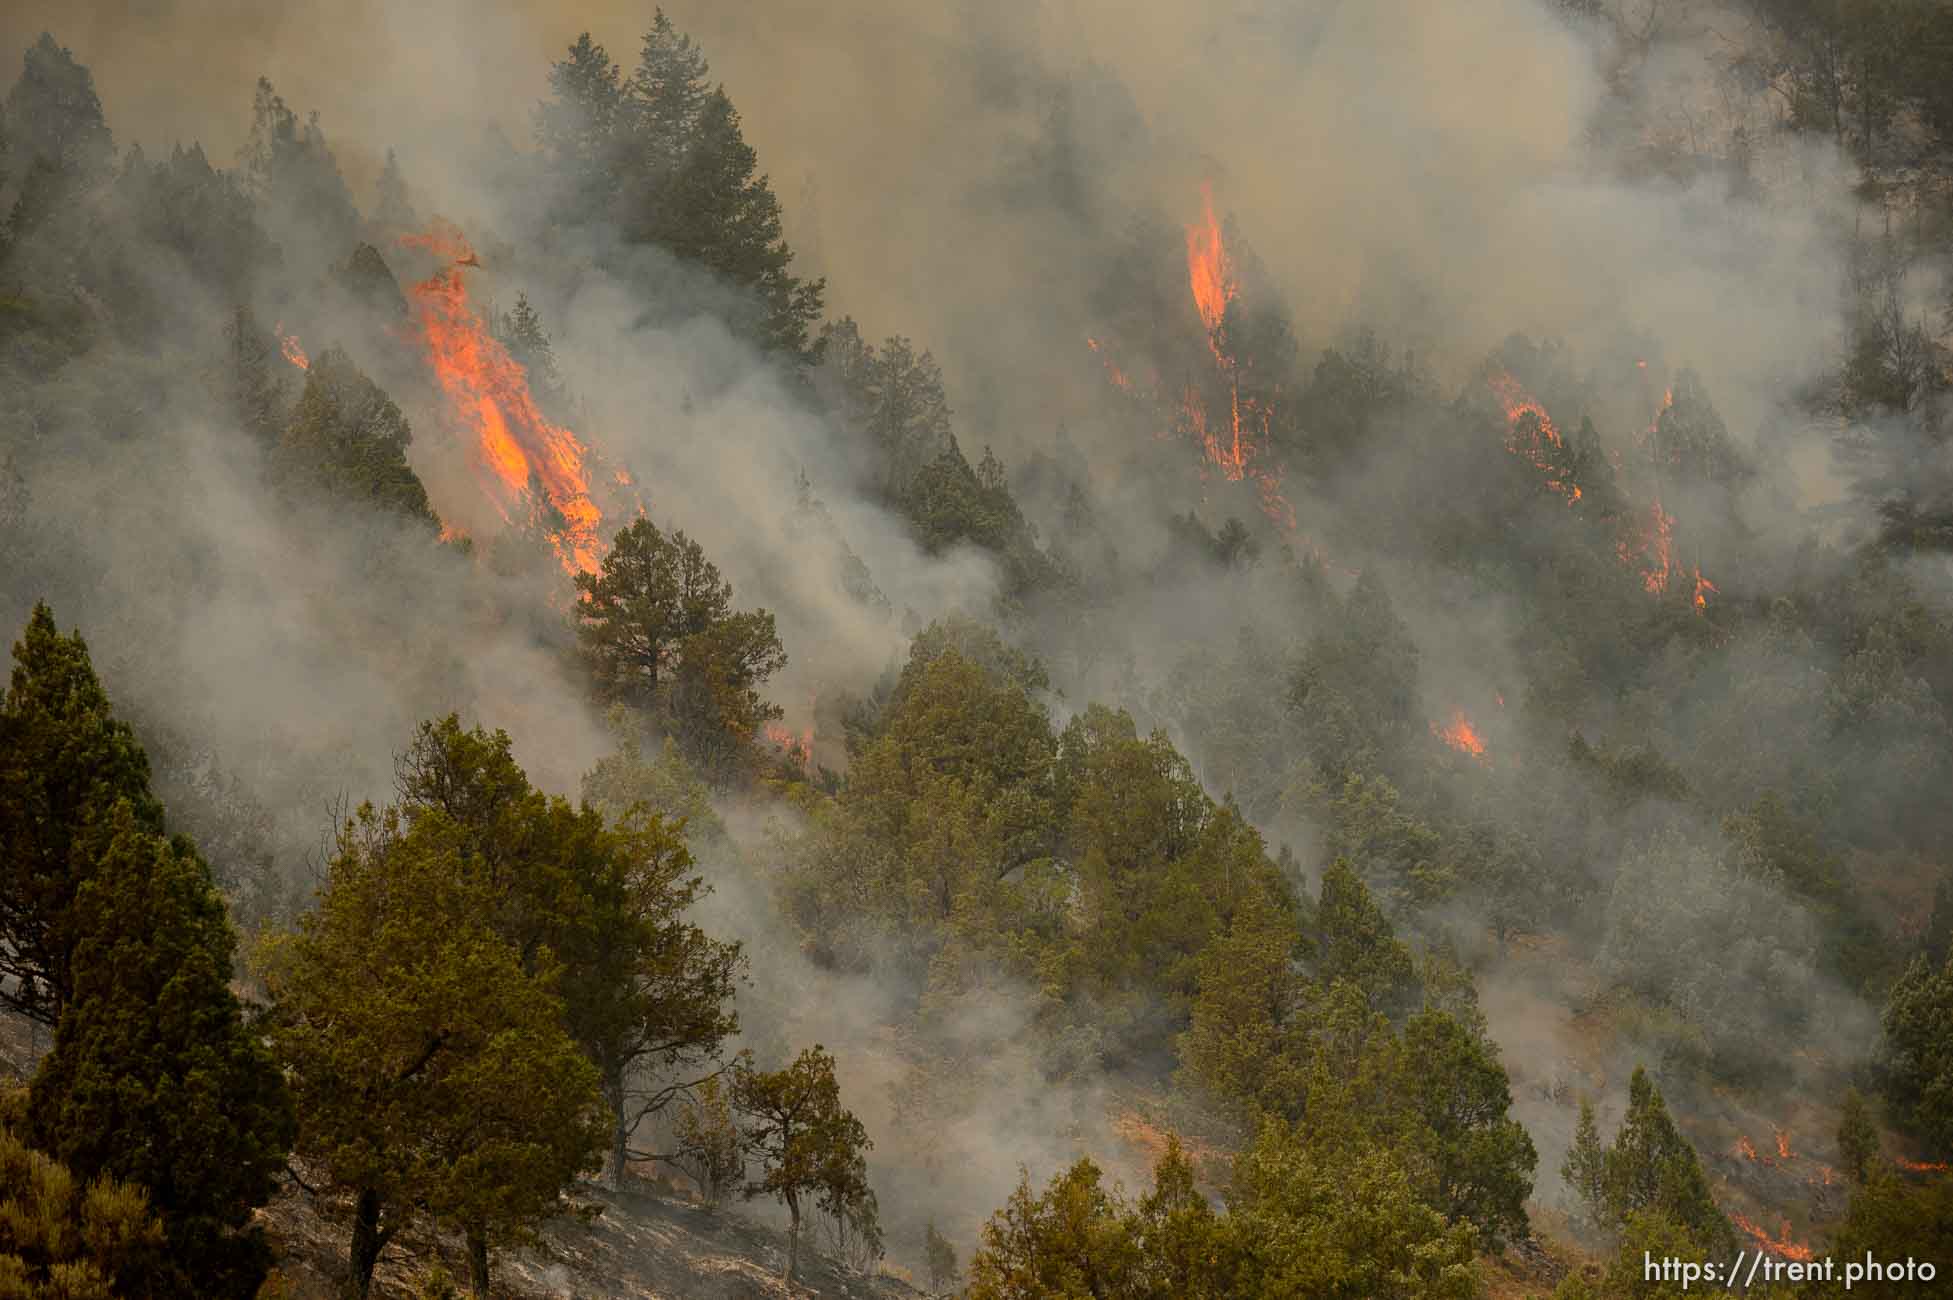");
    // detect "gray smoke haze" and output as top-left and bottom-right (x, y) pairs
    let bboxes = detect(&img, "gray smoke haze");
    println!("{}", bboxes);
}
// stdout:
(0, 0), (1928, 1279)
